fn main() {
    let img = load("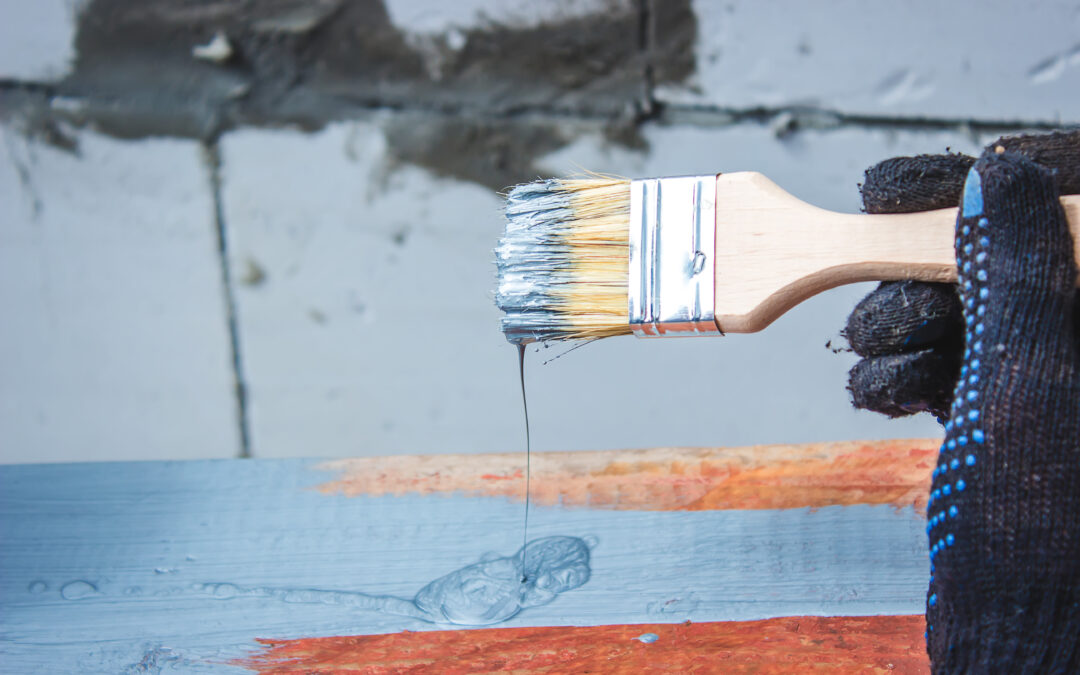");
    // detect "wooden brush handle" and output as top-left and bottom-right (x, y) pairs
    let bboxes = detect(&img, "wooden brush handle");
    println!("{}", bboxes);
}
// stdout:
(713, 172), (1080, 333)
